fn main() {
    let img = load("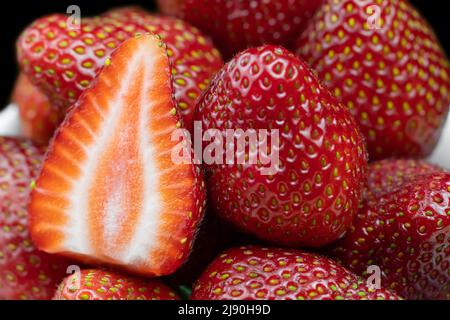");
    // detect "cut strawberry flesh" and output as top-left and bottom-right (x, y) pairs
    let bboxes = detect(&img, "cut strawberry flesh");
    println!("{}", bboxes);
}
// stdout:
(29, 34), (205, 277)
